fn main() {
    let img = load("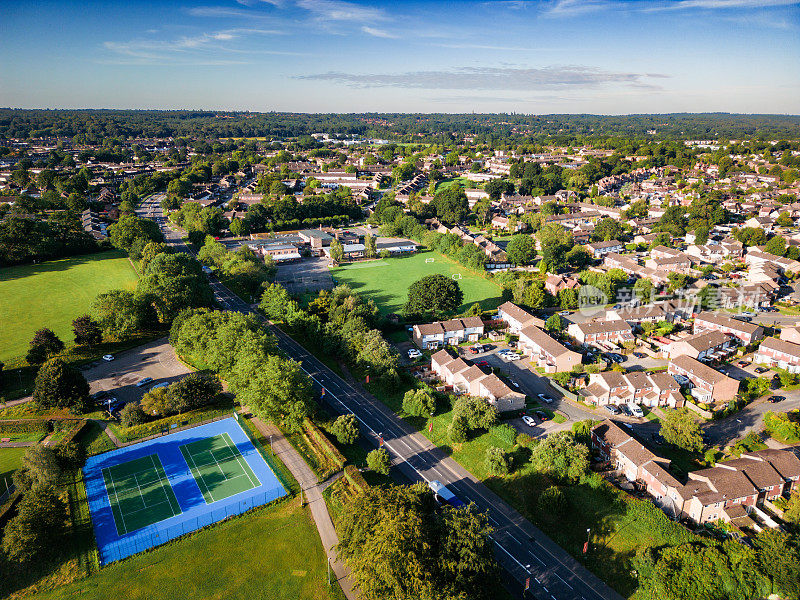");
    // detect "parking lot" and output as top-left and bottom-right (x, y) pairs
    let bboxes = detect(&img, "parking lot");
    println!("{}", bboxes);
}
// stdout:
(82, 338), (192, 407)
